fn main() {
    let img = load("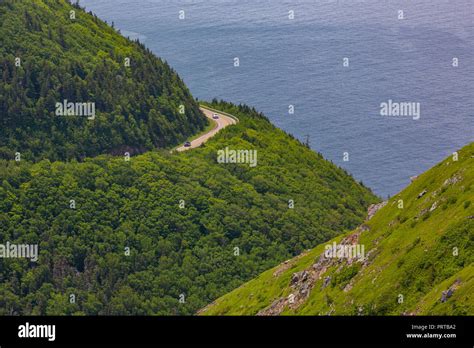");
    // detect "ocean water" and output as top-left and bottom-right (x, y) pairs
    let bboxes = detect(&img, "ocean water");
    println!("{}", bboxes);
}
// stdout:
(81, 0), (473, 197)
